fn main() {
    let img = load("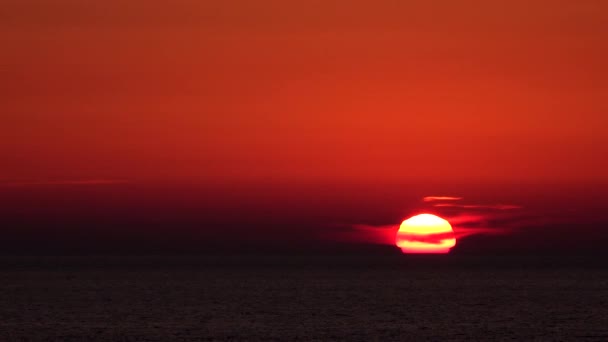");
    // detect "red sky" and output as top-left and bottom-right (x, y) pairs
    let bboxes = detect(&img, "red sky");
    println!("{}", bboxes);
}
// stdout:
(2, 0), (608, 185)
(1, 1), (608, 254)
